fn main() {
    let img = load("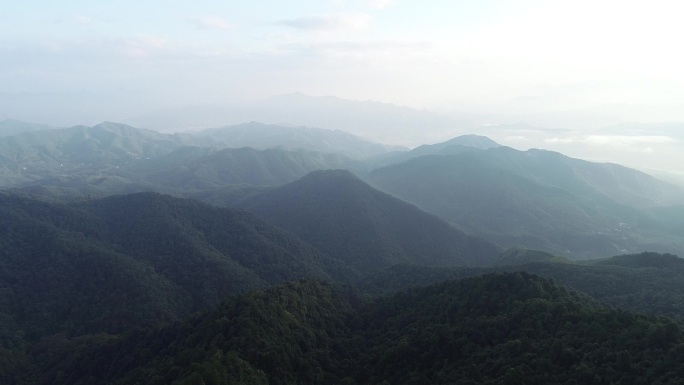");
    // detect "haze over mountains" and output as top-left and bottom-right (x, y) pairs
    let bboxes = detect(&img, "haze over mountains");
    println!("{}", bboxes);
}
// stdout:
(1, 118), (683, 260)
(2, 113), (684, 384)
(4, 92), (684, 178)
